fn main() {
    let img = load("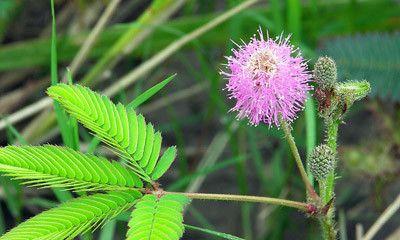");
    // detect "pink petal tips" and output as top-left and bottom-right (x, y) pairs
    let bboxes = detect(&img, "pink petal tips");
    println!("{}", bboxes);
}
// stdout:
(221, 29), (312, 127)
